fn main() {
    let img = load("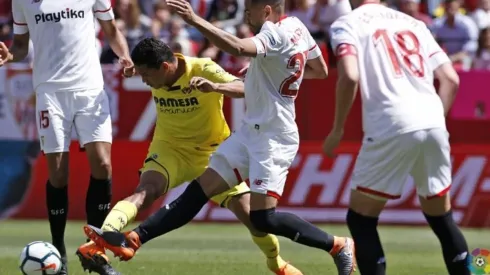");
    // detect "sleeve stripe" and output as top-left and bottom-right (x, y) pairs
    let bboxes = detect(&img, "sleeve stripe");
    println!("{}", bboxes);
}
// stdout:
(258, 37), (267, 57)
(94, 6), (112, 13)
(309, 44), (317, 51)
(13, 20), (27, 26)
(429, 51), (442, 58)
